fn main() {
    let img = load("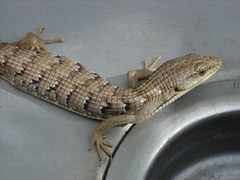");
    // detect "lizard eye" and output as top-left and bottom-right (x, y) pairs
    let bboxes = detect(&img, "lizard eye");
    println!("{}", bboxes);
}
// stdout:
(199, 70), (207, 76)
